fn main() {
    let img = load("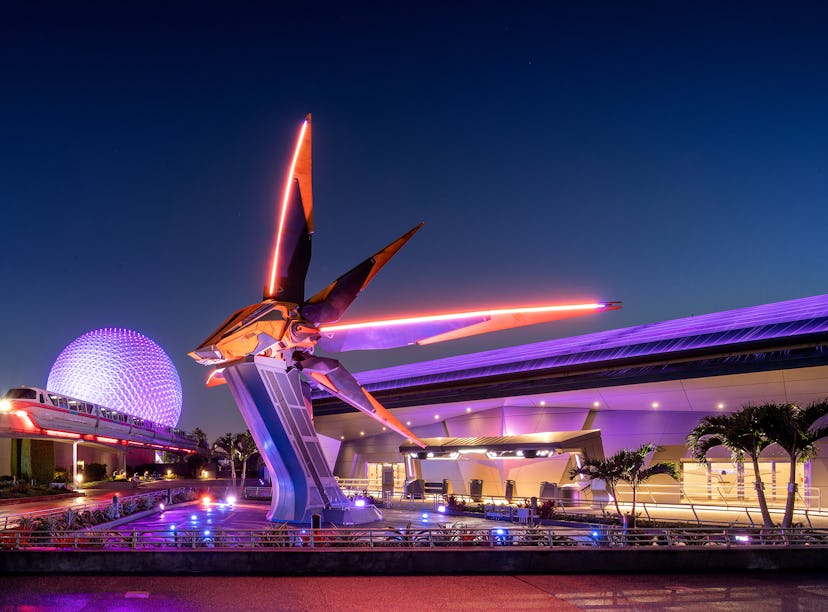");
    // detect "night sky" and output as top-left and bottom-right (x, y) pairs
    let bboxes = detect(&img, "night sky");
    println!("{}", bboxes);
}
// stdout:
(2, 3), (826, 441)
